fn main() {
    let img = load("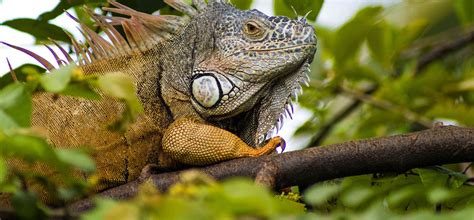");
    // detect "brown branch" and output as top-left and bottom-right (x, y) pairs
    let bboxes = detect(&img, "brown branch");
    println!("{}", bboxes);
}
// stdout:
(70, 126), (474, 212)
(339, 85), (434, 128)
(307, 85), (377, 147)
(416, 28), (474, 73)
